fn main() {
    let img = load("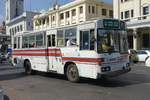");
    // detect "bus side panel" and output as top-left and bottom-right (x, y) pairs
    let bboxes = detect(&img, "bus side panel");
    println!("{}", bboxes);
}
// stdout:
(30, 56), (48, 72)
(77, 64), (98, 79)
(62, 48), (100, 79)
